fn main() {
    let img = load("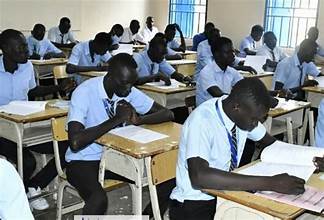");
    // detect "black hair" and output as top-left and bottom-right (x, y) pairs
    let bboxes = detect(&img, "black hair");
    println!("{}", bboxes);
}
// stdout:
(207, 27), (221, 45)
(94, 32), (112, 46)
(33, 23), (45, 32)
(60, 17), (70, 24)
(210, 36), (232, 57)
(204, 22), (215, 32)
(251, 25), (264, 34)
(112, 24), (124, 33)
(149, 33), (167, 49)
(263, 31), (276, 41)
(146, 16), (154, 21)
(108, 53), (137, 73)
(229, 78), (271, 110)
(0, 29), (24, 49)
(165, 24), (176, 33)
(130, 19), (139, 26)
(299, 38), (318, 53)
